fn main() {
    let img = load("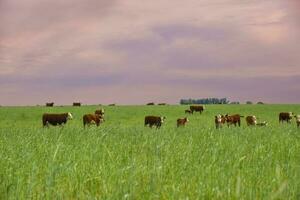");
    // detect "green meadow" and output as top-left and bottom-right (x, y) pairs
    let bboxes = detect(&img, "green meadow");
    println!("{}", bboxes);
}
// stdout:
(0, 105), (299, 199)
